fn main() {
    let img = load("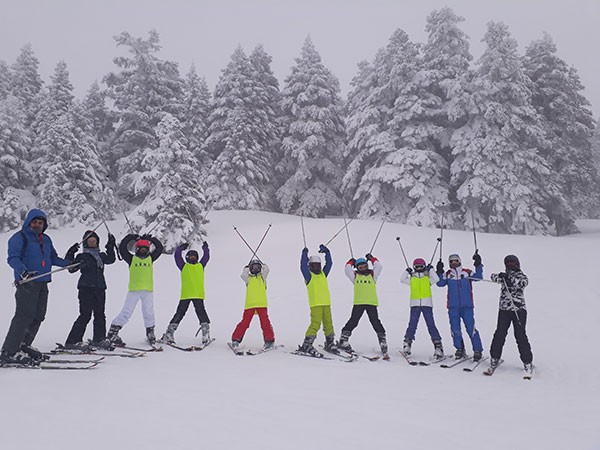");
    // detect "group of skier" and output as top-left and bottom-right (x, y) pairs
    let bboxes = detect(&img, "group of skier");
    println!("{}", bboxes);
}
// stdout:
(1, 209), (534, 376)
